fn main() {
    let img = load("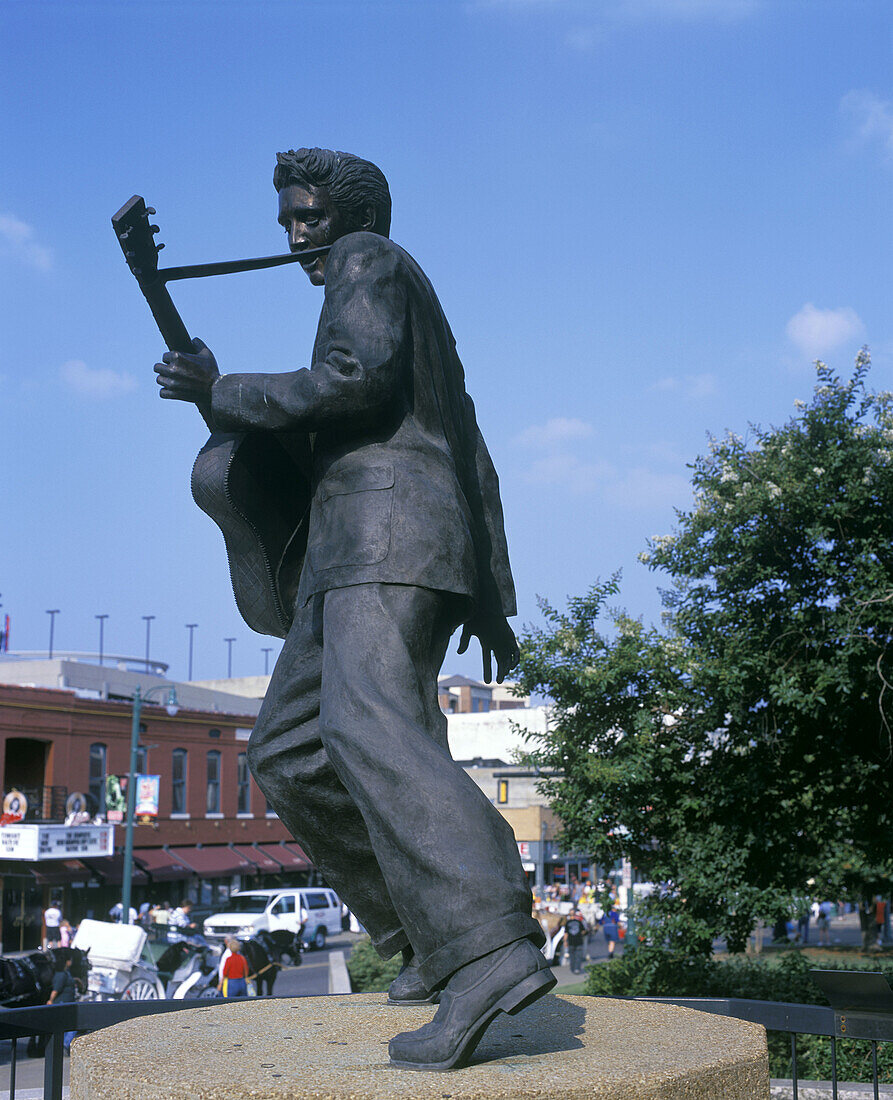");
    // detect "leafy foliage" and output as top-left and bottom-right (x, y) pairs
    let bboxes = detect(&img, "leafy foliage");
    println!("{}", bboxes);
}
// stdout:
(517, 352), (893, 955)
(345, 936), (402, 993)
